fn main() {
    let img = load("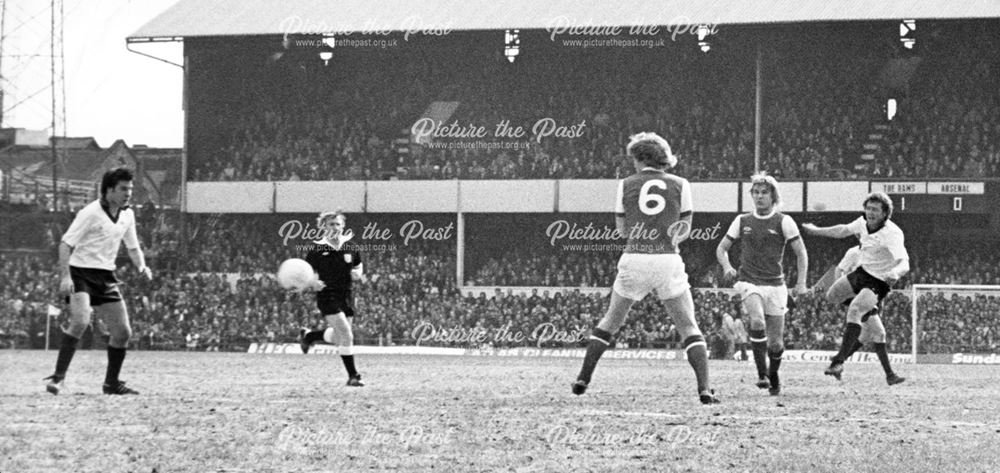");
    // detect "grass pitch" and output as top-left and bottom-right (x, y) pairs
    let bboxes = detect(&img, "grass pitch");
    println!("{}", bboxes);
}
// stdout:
(2, 350), (998, 472)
